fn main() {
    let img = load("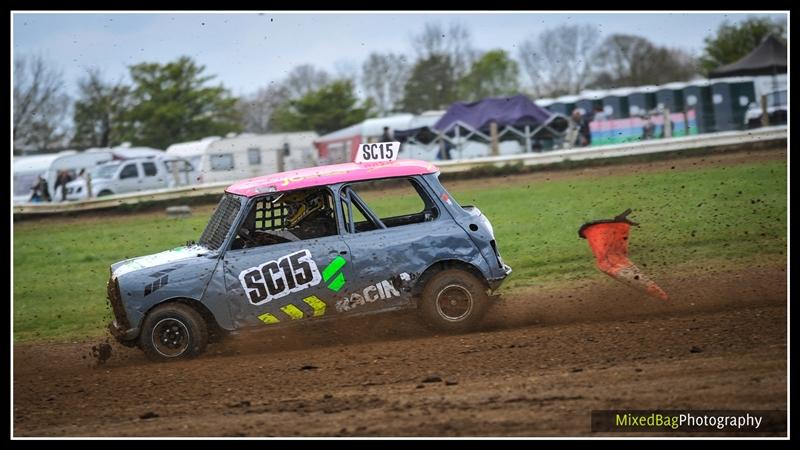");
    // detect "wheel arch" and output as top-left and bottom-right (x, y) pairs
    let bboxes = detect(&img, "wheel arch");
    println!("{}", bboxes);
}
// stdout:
(143, 297), (226, 342)
(411, 259), (489, 303)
